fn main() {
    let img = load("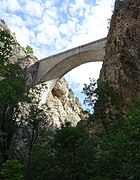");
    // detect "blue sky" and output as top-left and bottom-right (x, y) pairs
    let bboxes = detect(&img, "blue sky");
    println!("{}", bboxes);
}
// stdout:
(0, 0), (115, 109)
